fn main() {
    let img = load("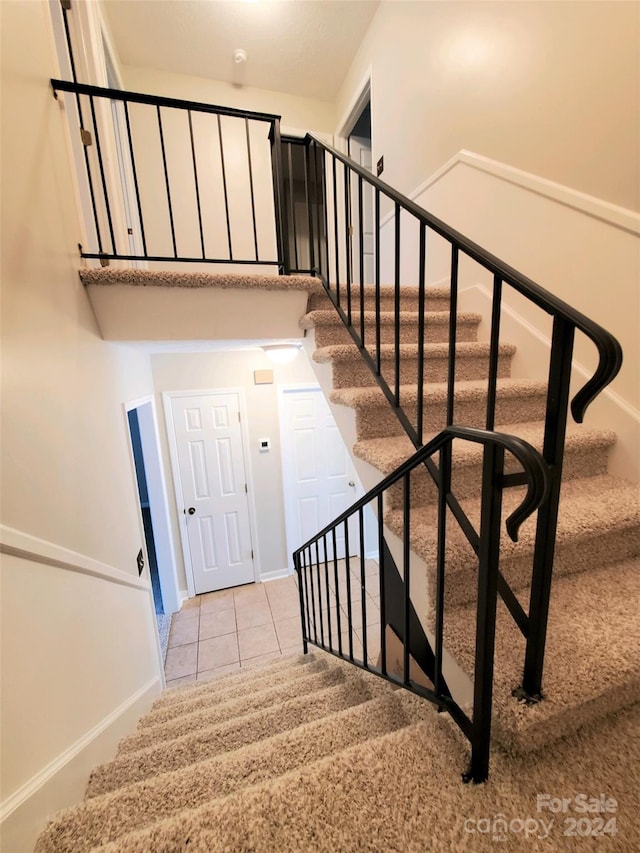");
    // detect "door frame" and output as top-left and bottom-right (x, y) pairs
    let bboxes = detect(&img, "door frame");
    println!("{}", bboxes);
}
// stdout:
(123, 395), (180, 614)
(163, 388), (260, 597)
(336, 68), (373, 154)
